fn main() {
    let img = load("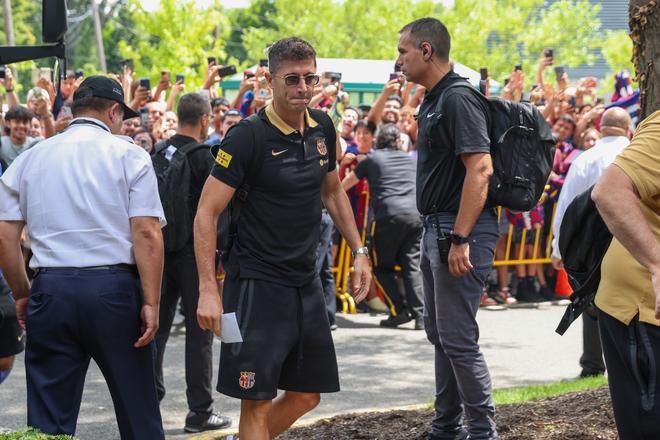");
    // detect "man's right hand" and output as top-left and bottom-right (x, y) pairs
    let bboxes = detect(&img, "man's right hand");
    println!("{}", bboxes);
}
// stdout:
(134, 304), (159, 348)
(15, 297), (27, 330)
(551, 256), (564, 270)
(197, 284), (222, 336)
